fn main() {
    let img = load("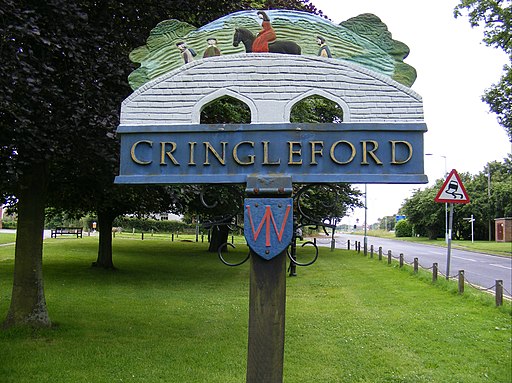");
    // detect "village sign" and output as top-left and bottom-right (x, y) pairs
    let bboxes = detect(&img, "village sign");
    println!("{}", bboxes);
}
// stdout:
(115, 9), (427, 383)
